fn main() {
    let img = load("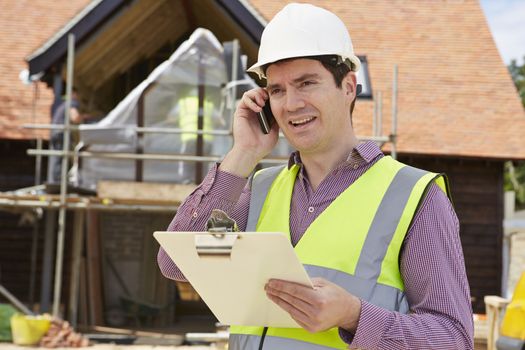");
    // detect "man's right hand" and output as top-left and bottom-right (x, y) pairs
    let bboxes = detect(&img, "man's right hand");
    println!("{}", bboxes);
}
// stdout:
(219, 88), (279, 178)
